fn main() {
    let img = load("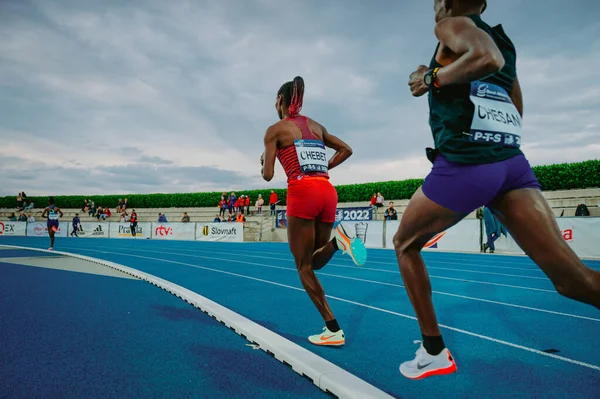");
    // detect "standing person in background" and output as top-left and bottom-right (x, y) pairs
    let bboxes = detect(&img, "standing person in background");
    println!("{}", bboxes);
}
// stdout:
(245, 195), (251, 216)
(41, 197), (63, 250)
(256, 194), (264, 216)
(129, 209), (138, 238)
(71, 213), (81, 237)
(269, 190), (278, 216)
